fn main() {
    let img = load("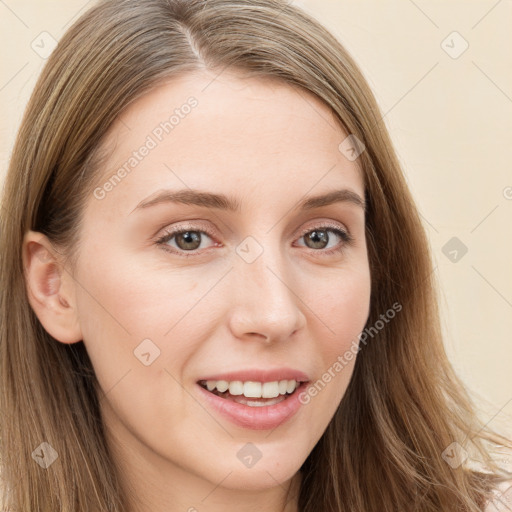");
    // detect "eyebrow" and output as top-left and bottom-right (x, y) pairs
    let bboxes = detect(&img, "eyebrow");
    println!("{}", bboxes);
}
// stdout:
(130, 187), (366, 214)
